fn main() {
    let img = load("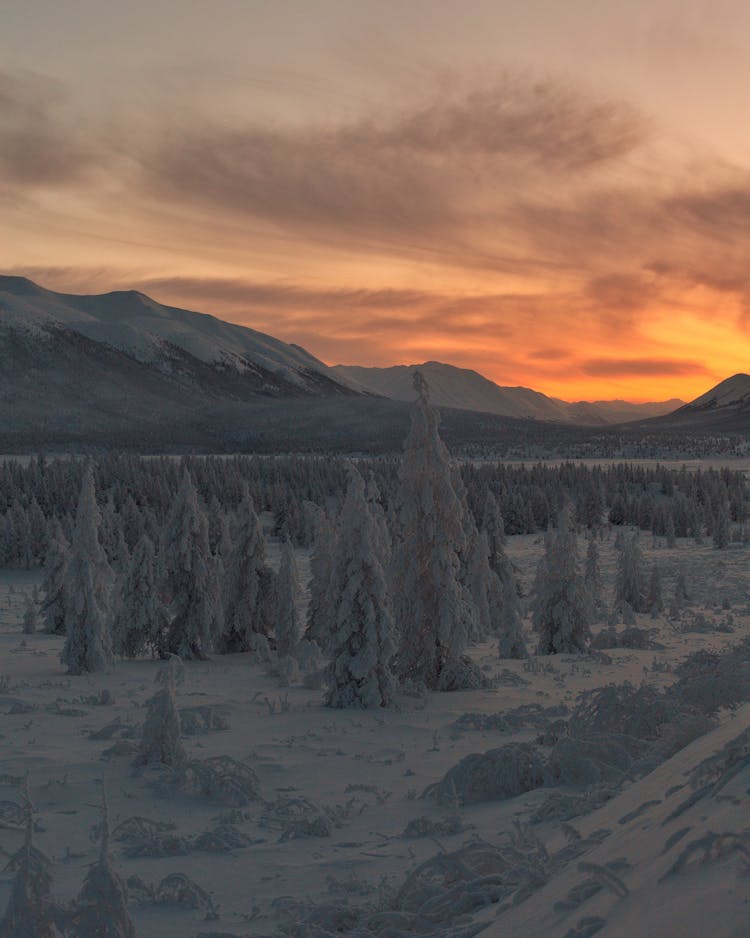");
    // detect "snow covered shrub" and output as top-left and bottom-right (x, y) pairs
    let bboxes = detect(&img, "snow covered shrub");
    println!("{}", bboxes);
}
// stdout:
(435, 654), (489, 692)
(423, 743), (546, 806)
(569, 683), (673, 742)
(134, 658), (186, 768)
(672, 640), (750, 715)
(547, 735), (635, 786)
(173, 755), (261, 806)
